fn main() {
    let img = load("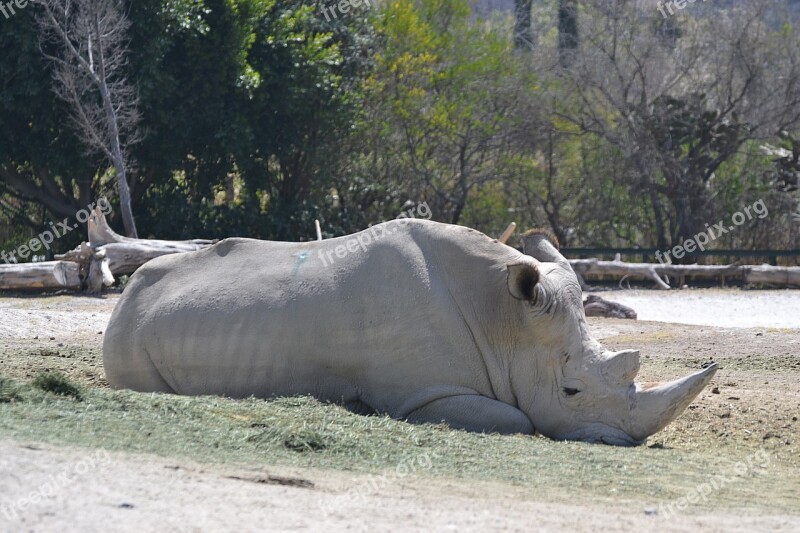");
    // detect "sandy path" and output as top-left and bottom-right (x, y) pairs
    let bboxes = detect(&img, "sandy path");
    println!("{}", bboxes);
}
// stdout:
(0, 295), (116, 344)
(1, 440), (798, 533)
(589, 289), (800, 329)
